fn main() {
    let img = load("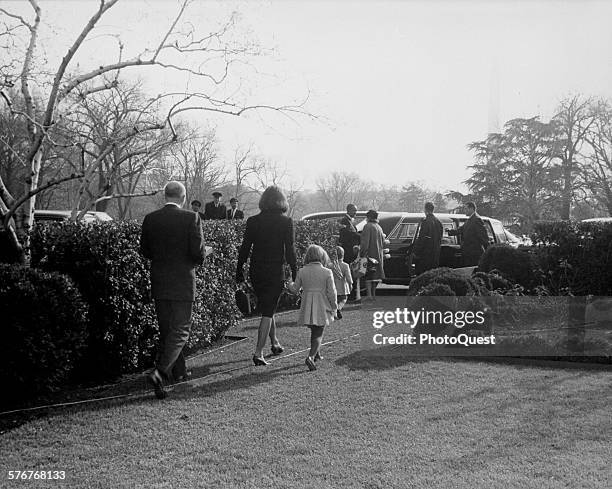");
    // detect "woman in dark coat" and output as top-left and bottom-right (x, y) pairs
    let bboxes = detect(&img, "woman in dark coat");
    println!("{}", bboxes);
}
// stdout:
(236, 186), (297, 365)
